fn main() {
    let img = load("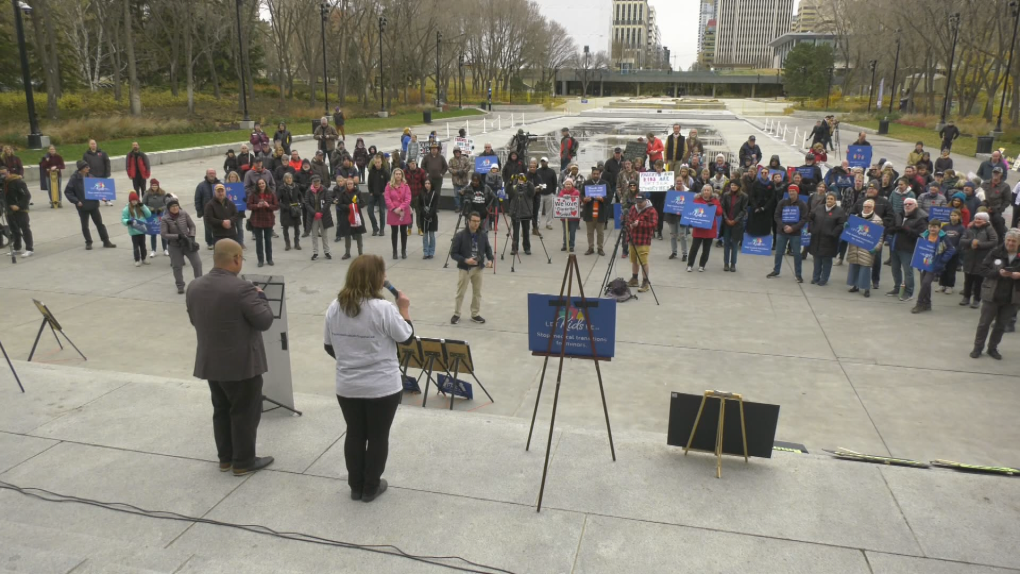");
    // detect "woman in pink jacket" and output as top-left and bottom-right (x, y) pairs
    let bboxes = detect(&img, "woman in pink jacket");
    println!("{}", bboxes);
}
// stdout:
(385, 168), (412, 259)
